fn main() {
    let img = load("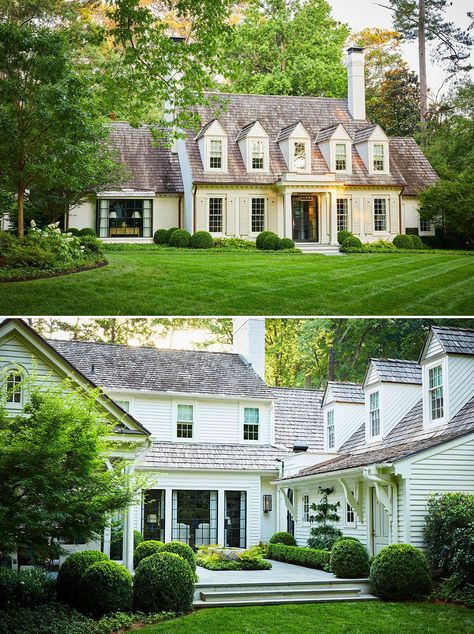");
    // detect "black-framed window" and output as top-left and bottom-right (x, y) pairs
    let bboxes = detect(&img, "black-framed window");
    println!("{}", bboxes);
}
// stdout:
(143, 489), (165, 541)
(208, 197), (223, 233)
(172, 490), (218, 548)
(251, 198), (265, 233)
(97, 199), (152, 238)
(225, 491), (247, 548)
